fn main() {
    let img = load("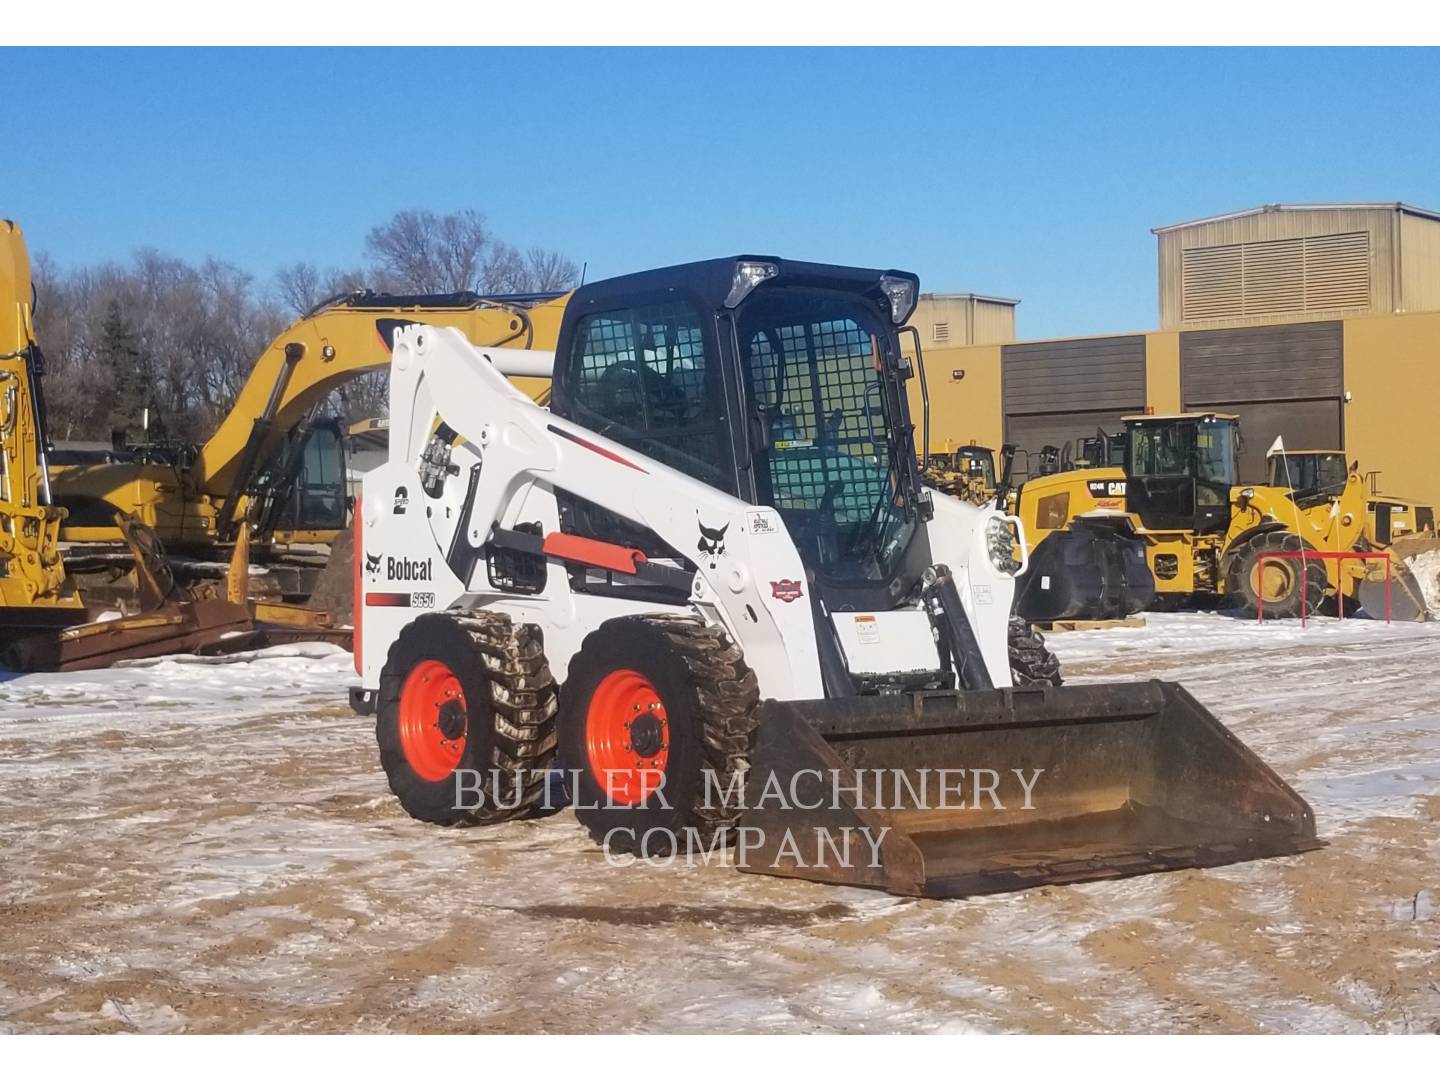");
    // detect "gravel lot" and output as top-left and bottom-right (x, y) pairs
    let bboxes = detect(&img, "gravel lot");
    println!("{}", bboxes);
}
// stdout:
(1, 614), (1437, 1033)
